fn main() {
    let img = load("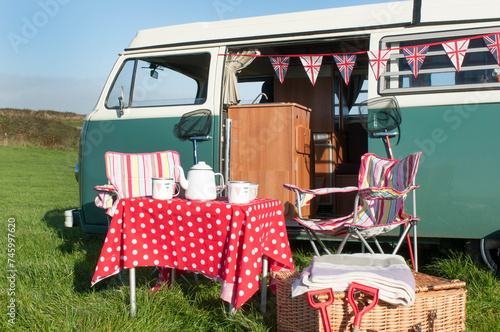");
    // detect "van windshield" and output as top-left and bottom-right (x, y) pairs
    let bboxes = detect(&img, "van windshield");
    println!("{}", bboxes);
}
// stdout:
(106, 53), (210, 109)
